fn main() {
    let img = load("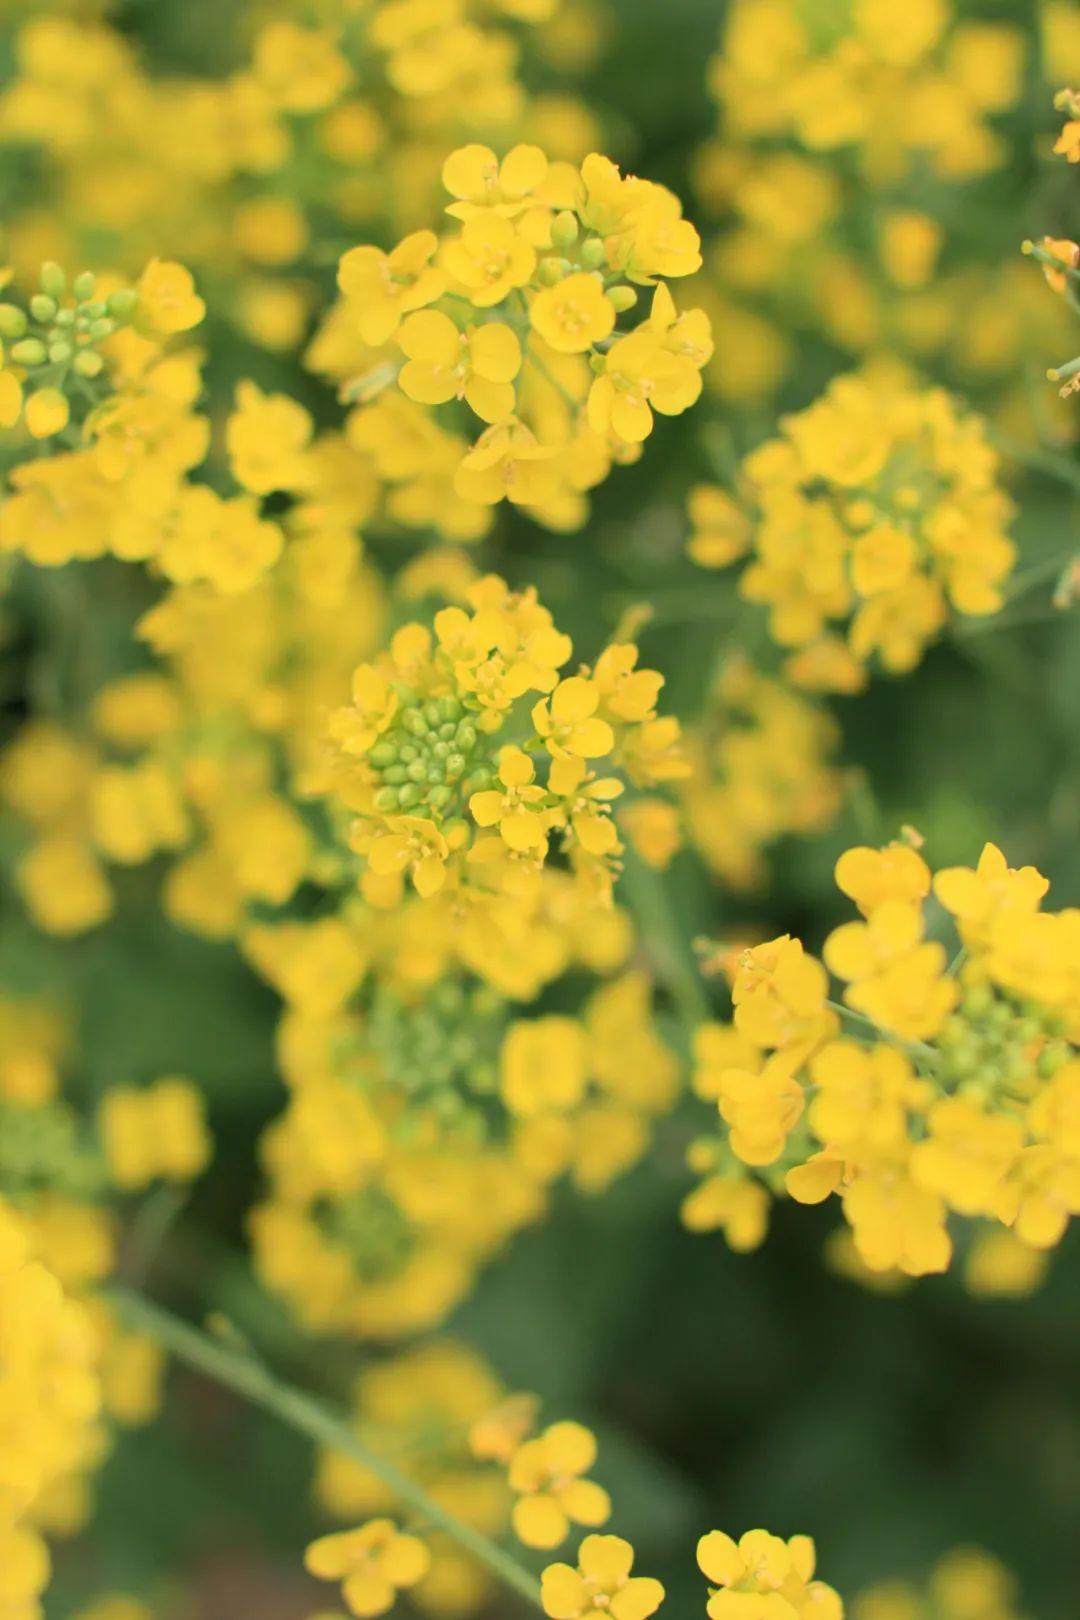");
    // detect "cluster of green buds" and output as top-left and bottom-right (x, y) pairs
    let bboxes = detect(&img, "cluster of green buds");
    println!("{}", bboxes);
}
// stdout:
(368, 694), (496, 819)
(324, 1185), (417, 1284)
(0, 261), (139, 439)
(539, 210), (639, 314)
(935, 982), (1073, 1102)
(0, 1097), (106, 1200)
(365, 978), (505, 1138)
